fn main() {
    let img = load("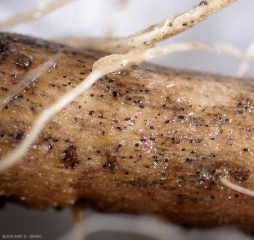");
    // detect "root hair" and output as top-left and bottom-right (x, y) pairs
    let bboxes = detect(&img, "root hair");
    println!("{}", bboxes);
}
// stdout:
(220, 176), (254, 197)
